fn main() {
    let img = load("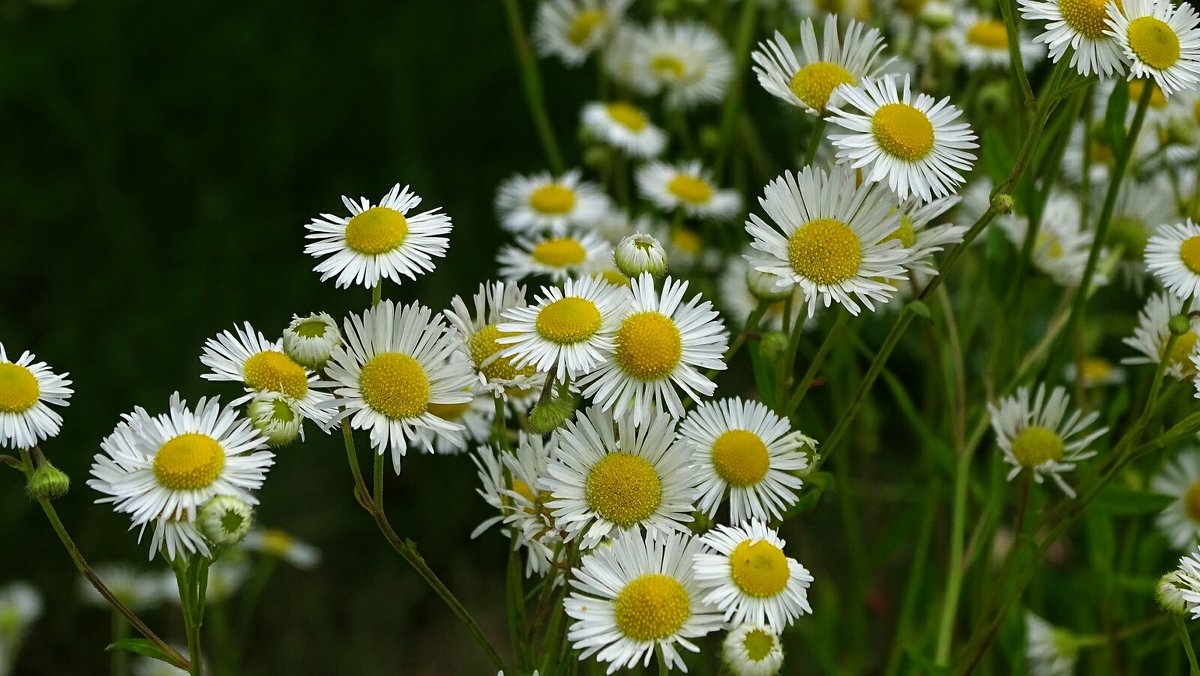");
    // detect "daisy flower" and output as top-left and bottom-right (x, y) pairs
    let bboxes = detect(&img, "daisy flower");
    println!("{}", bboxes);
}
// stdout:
(444, 281), (544, 397)
(497, 231), (611, 283)
(1106, 0), (1200, 97)
(1147, 219), (1200, 299)
(87, 393), (273, 526)
(495, 169), (611, 235)
(243, 528), (322, 570)
(1122, 292), (1200, 379)
(988, 384), (1107, 498)
(998, 193), (1106, 288)
(680, 397), (814, 524)
(827, 74), (978, 202)
(1175, 546), (1200, 618)
(200, 322), (334, 429)
(324, 300), (476, 472)
(951, 10), (1046, 70)
(534, 0), (631, 67)
(0, 343), (72, 450)
(744, 165), (911, 317)
(577, 273), (729, 425)
(1018, 0), (1125, 76)
(1026, 612), (1080, 676)
(624, 20), (734, 109)
(581, 101), (667, 158)
(281, 312), (342, 370)
(472, 432), (561, 578)
(1152, 450), (1200, 550)
(722, 623), (786, 676)
(497, 275), (625, 381)
(1065, 357), (1127, 388)
(637, 160), (741, 221)
(303, 183), (451, 289)
(693, 519), (814, 631)
(564, 529), (723, 673)
(541, 406), (696, 547)
(751, 15), (889, 116)
(1107, 176), (1178, 287)
(893, 195), (966, 280)
(0, 581), (41, 671)
(413, 384), (495, 454)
